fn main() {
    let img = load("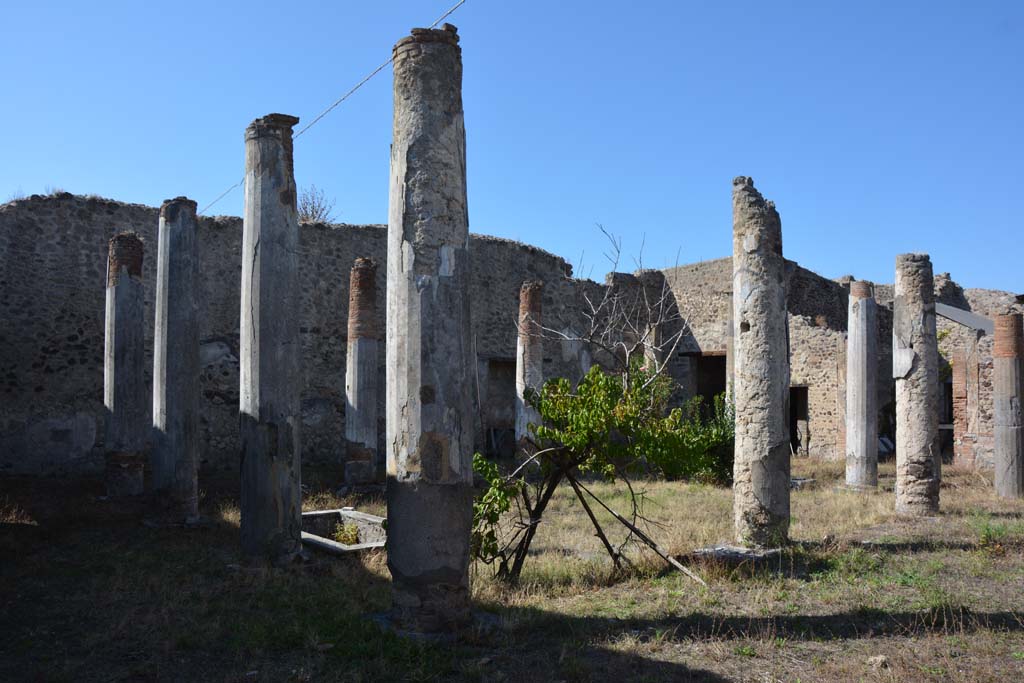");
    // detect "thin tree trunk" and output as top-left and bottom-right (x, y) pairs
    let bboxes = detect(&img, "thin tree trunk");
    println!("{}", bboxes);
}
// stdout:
(567, 475), (622, 569)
